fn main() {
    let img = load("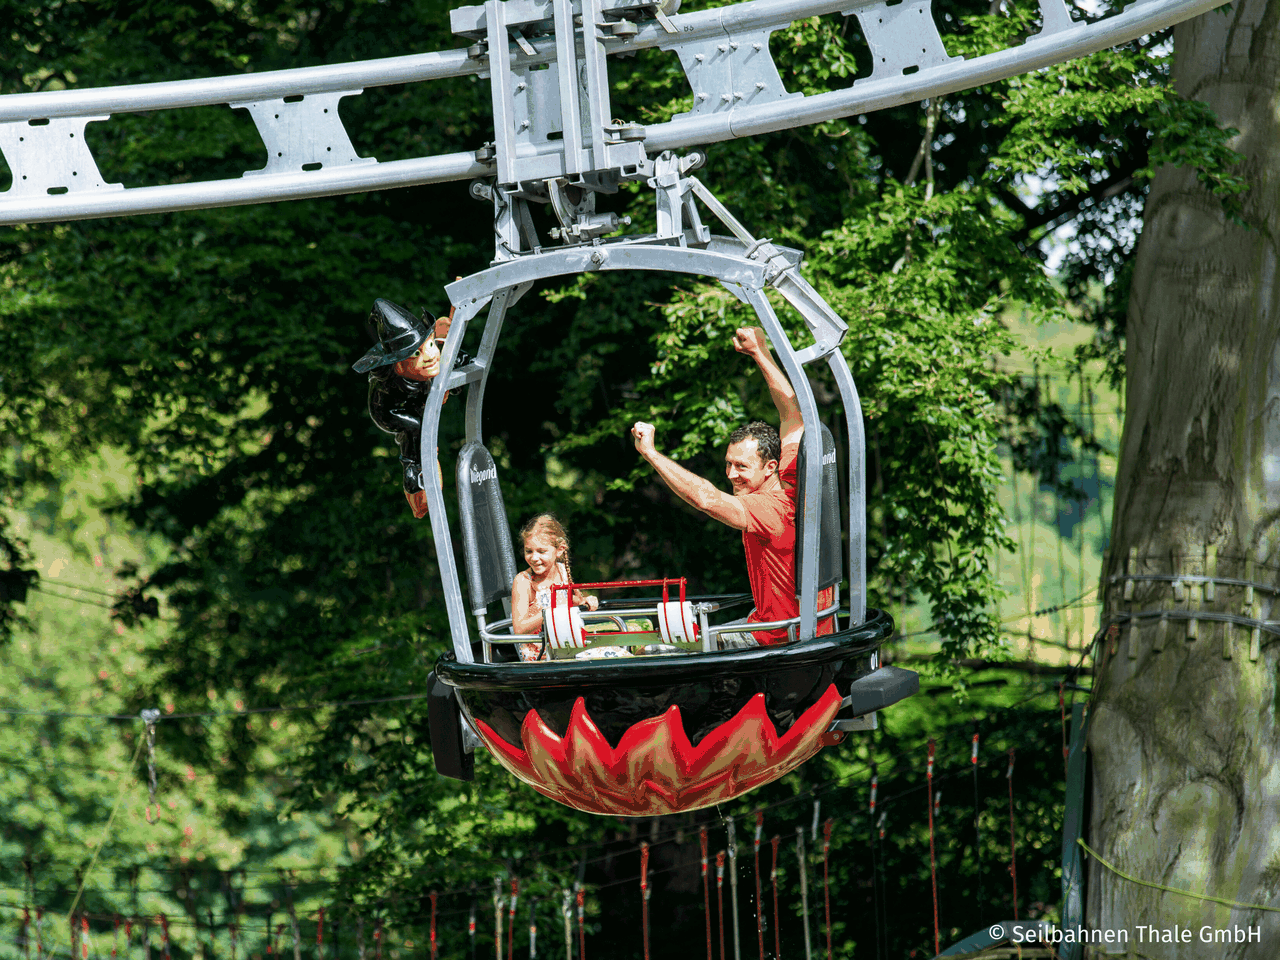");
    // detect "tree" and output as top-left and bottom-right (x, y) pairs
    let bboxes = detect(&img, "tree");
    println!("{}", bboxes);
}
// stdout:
(1088, 0), (1280, 952)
